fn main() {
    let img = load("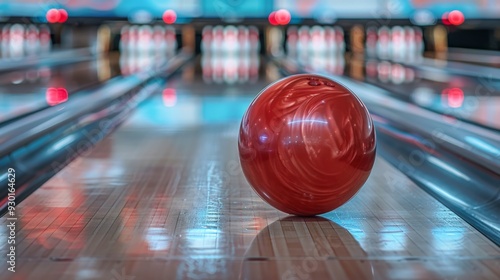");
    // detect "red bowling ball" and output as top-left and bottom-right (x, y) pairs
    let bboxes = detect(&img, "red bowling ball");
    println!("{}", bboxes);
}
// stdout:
(238, 74), (376, 216)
